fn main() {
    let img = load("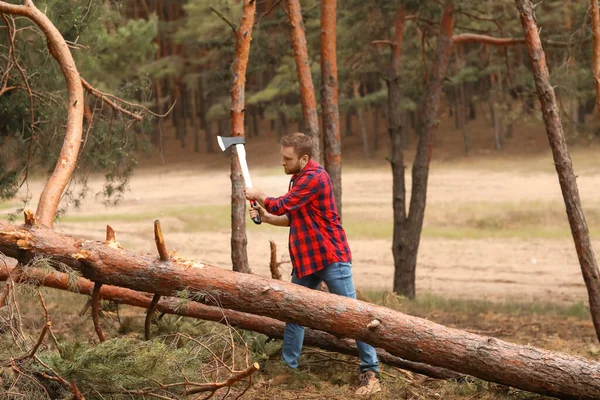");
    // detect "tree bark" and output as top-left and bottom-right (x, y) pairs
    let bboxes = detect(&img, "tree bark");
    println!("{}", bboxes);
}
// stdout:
(383, 7), (409, 299)
(0, 1), (85, 229)
(320, 0), (342, 214)
(591, 0), (600, 122)
(1, 223), (600, 399)
(0, 265), (462, 381)
(286, 0), (320, 158)
(229, 0), (256, 274)
(394, 0), (455, 298)
(515, 0), (600, 343)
